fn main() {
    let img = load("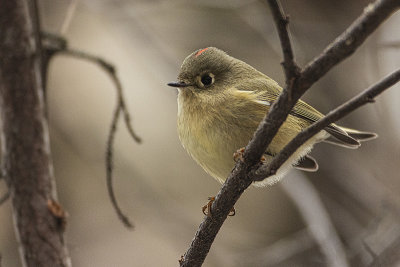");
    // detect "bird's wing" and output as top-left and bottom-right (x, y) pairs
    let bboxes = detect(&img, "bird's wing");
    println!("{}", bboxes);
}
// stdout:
(237, 78), (360, 147)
